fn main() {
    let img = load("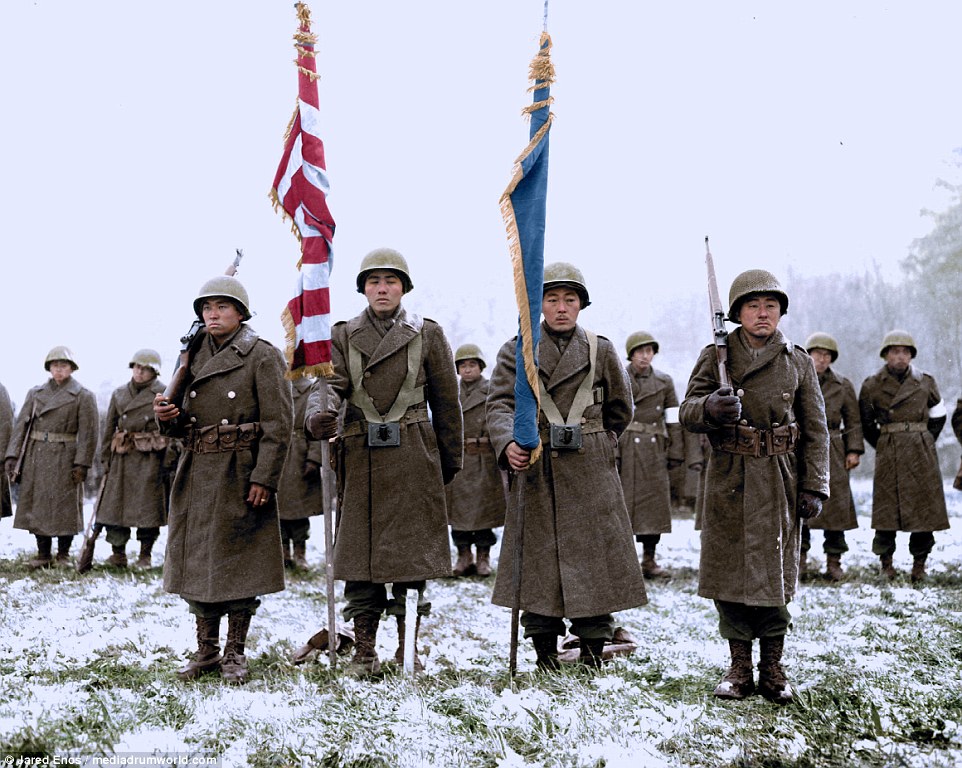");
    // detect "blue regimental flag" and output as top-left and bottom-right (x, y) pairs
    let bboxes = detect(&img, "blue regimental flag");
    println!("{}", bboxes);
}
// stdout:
(499, 32), (554, 465)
